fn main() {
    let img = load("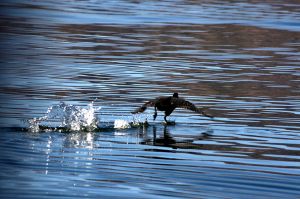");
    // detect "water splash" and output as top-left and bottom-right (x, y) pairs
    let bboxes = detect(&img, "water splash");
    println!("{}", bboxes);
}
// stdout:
(114, 119), (131, 129)
(28, 117), (43, 133)
(27, 101), (152, 132)
(131, 113), (151, 127)
(28, 101), (100, 132)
